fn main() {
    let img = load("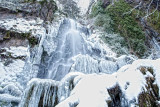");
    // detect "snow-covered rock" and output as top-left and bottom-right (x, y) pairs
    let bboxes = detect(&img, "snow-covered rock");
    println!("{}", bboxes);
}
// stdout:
(20, 58), (160, 107)
(0, 18), (44, 37)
